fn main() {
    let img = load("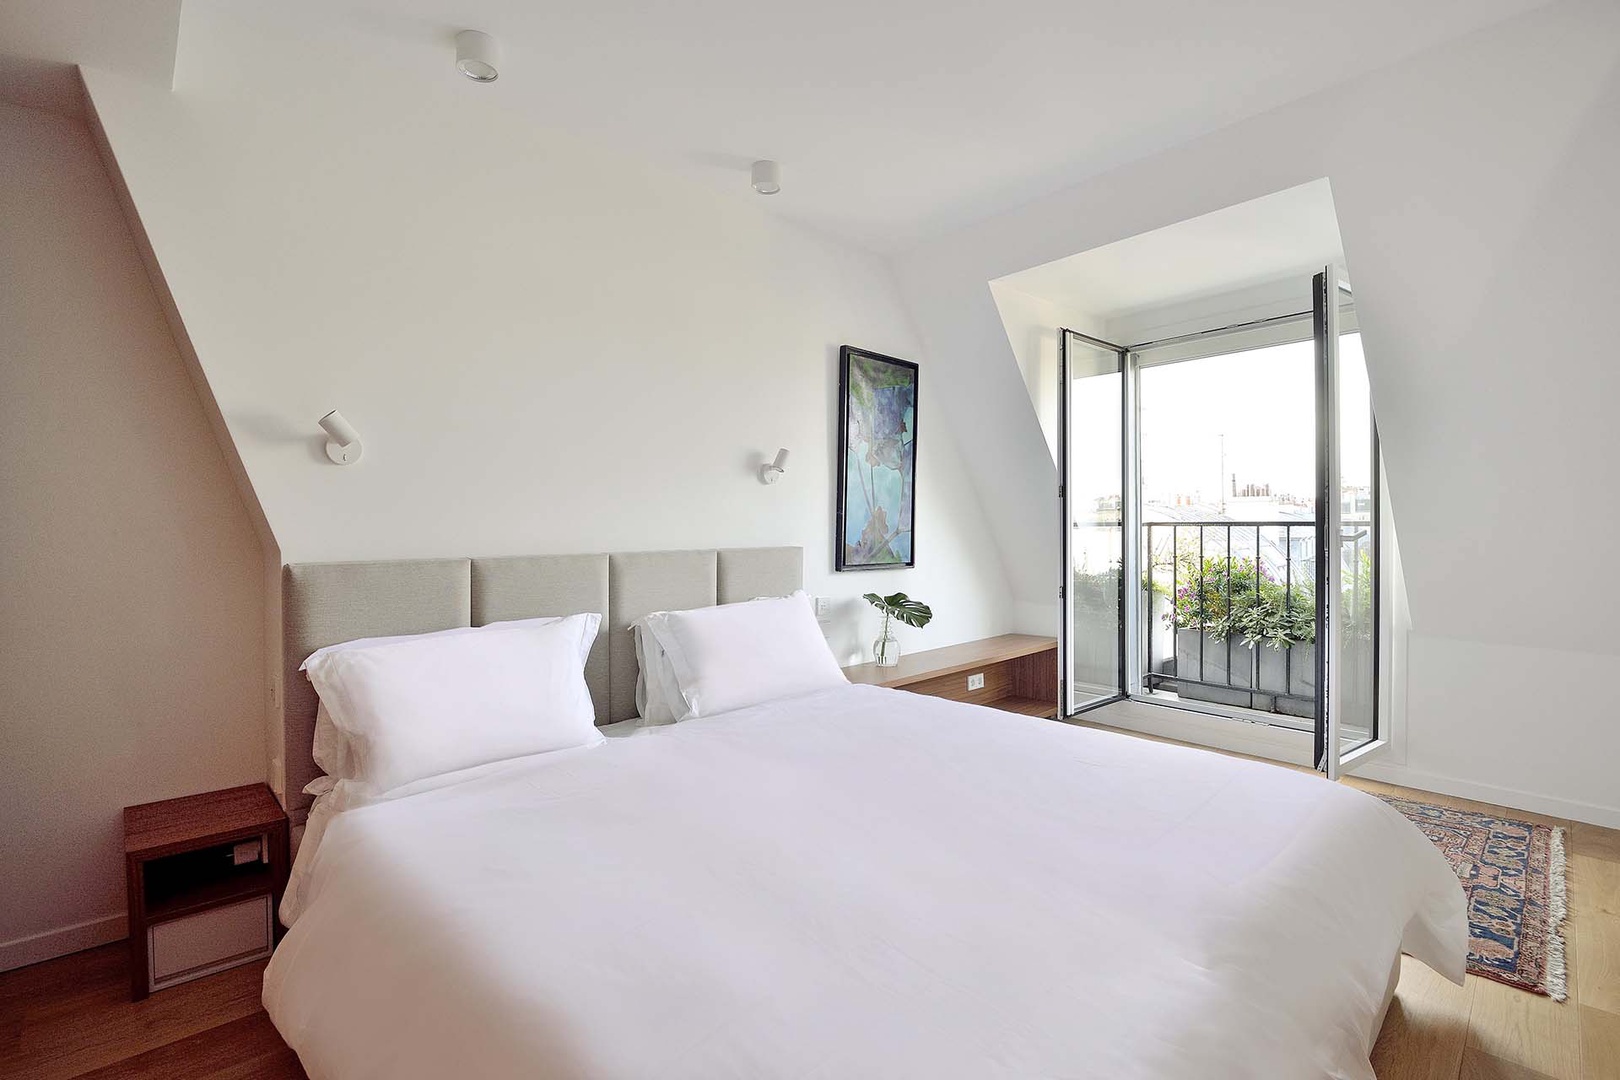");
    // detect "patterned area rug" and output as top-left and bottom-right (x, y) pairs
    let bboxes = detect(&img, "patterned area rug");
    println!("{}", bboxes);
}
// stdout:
(1378, 795), (1567, 999)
